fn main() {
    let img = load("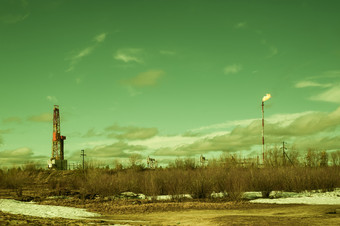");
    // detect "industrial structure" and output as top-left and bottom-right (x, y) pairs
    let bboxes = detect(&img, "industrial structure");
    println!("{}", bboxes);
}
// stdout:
(48, 105), (67, 170)
(200, 154), (207, 165)
(147, 156), (157, 168)
(262, 94), (271, 163)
